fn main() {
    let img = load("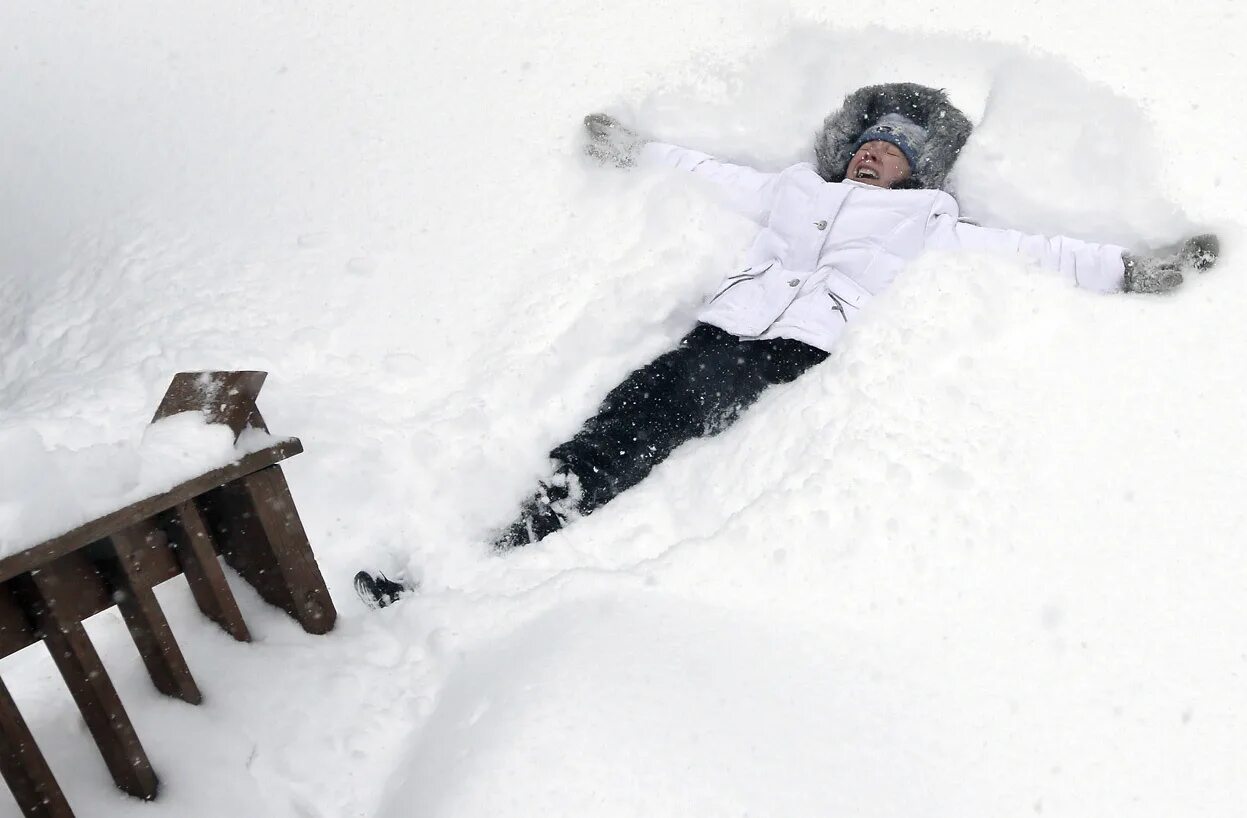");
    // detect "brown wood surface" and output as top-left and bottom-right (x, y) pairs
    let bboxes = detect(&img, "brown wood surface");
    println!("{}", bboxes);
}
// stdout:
(27, 553), (112, 633)
(163, 502), (251, 642)
(108, 523), (202, 705)
(0, 677), (74, 818)
(152, 371), (269, 439)
(0, 585), (35, 659)
(28, 567), (158, 801)
(0, 552), (180, 663)
(202, 466), (336, 635)
(0, 439), (301, 585)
